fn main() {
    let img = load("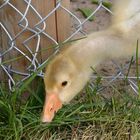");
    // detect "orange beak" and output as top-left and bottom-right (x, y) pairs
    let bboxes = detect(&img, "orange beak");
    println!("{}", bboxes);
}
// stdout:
(41, 93), (62, 122)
